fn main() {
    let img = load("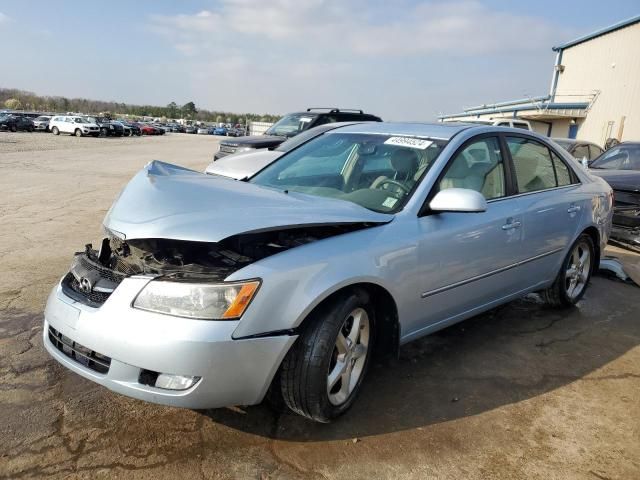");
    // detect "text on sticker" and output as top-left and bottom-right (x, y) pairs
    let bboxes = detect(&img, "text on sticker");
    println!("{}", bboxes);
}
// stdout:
(384, 137), (433, 150)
